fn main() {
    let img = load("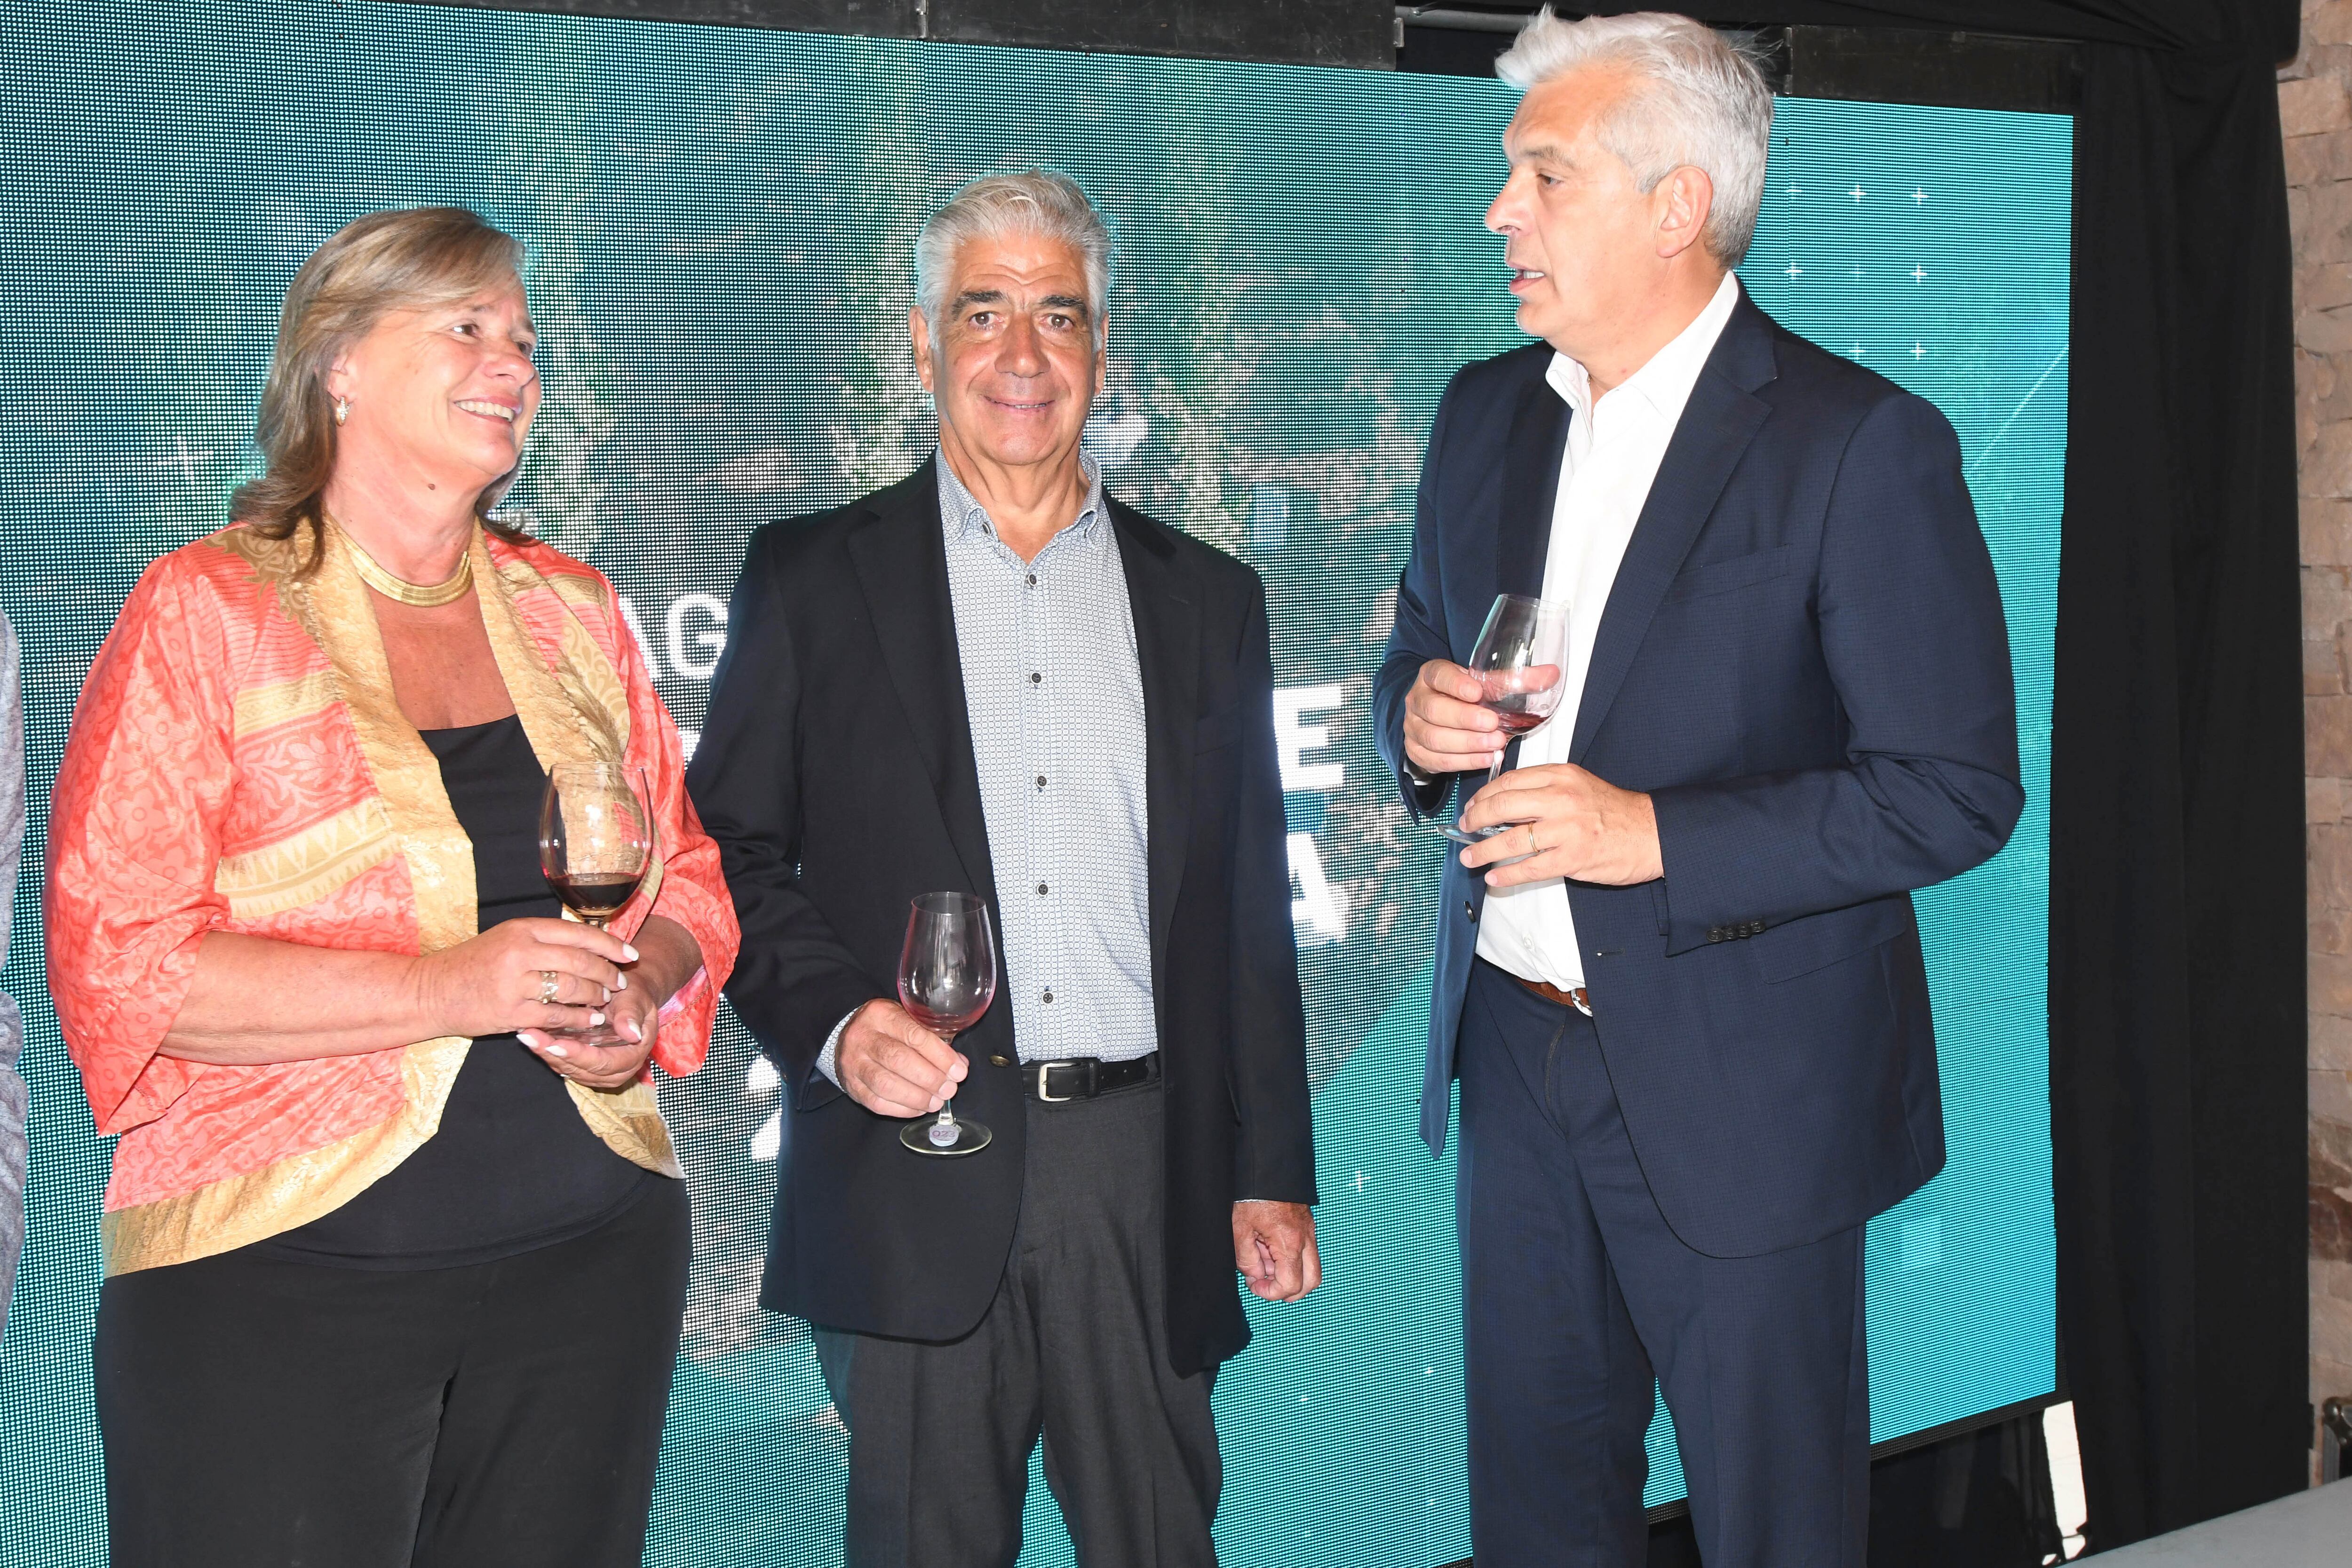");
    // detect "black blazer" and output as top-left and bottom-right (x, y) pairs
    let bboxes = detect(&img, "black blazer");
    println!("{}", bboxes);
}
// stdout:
(1375, 292), (2023, 1257)
(688, 459), (1316, 1376)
